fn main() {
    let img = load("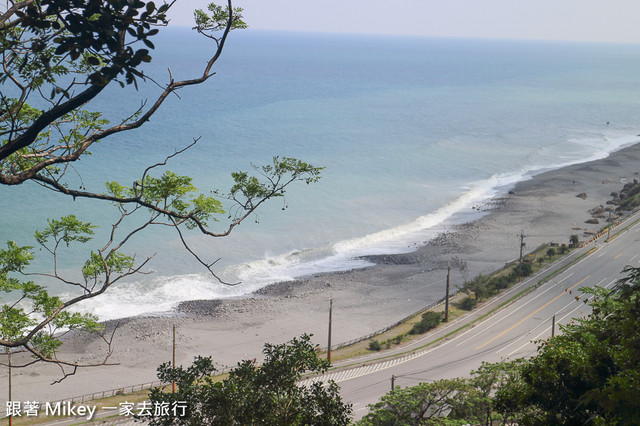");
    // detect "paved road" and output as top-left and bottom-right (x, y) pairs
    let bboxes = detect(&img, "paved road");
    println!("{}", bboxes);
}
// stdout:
(307, 210), (640, 420)
(38, 211), (640, 425)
